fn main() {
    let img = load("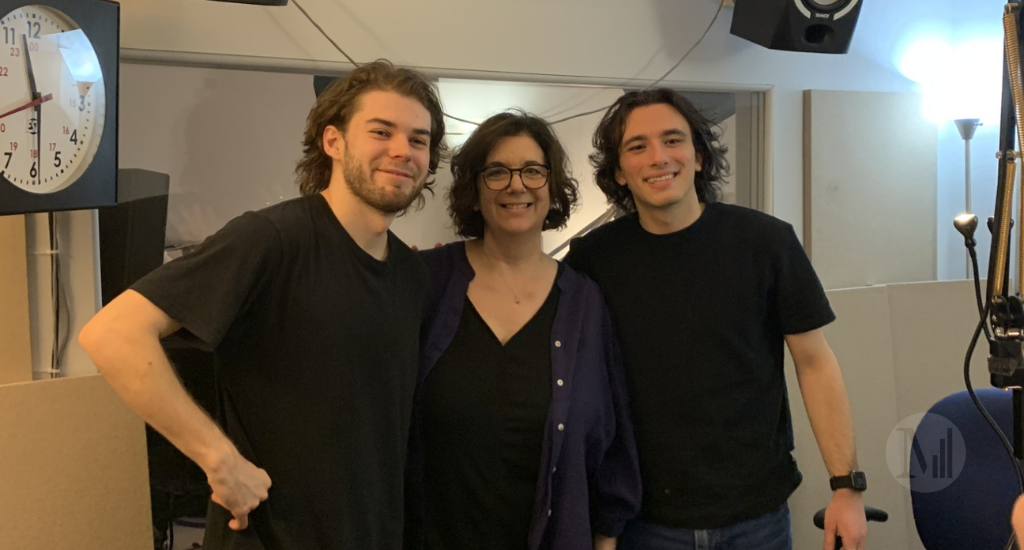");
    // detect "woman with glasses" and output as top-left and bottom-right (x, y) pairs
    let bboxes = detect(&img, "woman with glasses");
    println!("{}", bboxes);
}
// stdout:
(409, 111), (641, 550)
